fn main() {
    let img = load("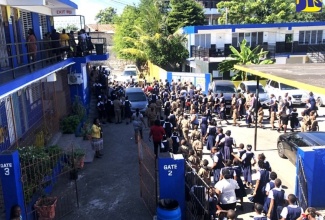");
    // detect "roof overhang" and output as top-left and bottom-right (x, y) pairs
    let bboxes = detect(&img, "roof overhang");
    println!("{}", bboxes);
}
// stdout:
(234, 63), (325, 95)
(7, 0), (77, 16)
